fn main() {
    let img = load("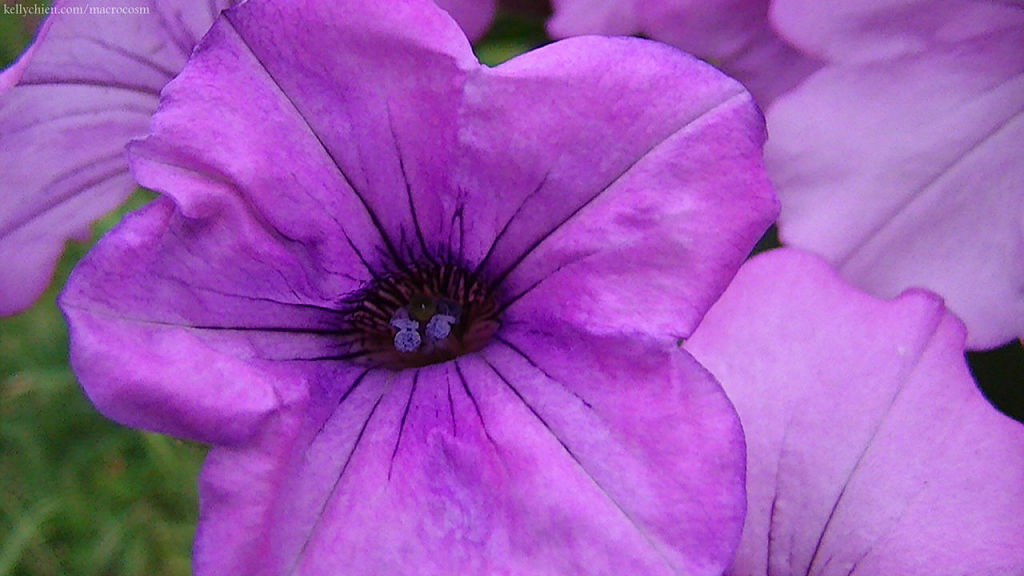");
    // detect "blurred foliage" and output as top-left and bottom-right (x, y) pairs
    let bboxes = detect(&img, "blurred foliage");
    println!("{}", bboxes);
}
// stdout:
(475, 11), (549, 66)
(0, 10), (30, 65)
(0, 192), (206, 576)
